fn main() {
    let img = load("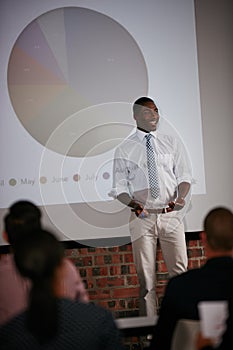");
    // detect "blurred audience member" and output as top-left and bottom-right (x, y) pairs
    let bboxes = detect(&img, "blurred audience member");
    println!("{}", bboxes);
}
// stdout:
(0, 200), (88, 326)
(149, 207), (233, 350)
(0, 230), (123, 349)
